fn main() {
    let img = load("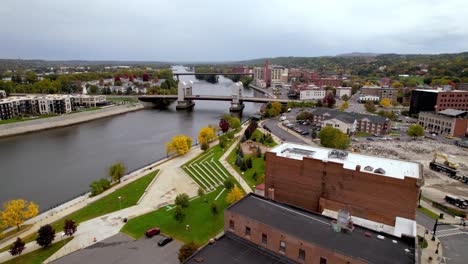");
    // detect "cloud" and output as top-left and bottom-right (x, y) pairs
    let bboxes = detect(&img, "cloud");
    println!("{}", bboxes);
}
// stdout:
(0, 0), (467, 61)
